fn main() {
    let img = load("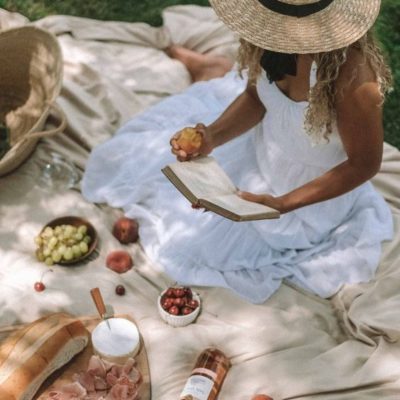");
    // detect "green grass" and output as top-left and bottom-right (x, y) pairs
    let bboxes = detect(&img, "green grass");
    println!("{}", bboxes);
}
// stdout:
(375, 0), (400, 149)
(1, 0), (399, 149)
(0, 0), (210, 26)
